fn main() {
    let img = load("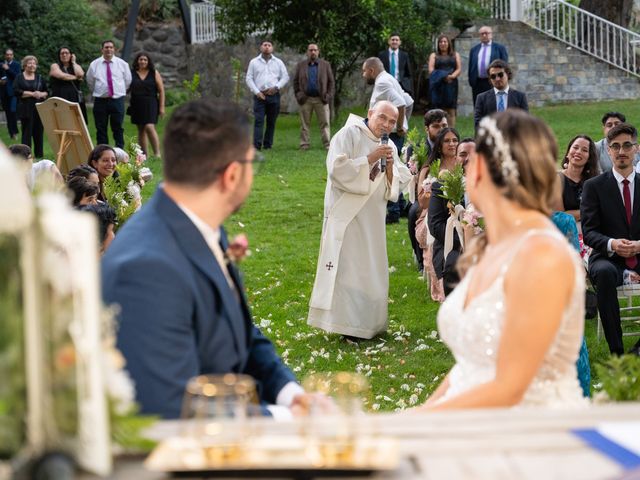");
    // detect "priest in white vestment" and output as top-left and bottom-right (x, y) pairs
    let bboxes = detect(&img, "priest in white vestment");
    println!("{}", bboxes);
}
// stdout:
(307, 101), (412, 338)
